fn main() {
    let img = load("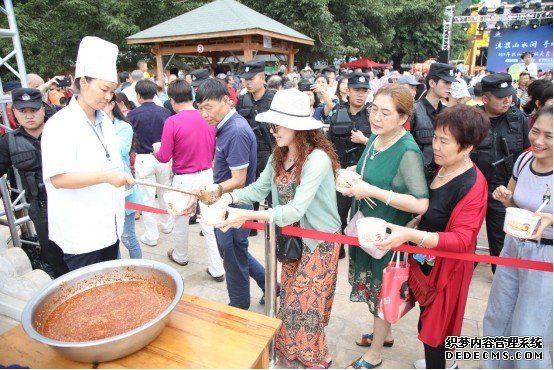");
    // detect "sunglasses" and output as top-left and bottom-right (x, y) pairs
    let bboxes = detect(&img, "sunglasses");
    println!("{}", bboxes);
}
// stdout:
(268, 123), (280, 133)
